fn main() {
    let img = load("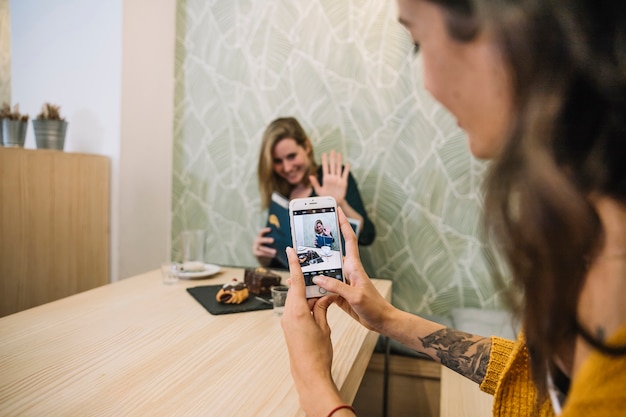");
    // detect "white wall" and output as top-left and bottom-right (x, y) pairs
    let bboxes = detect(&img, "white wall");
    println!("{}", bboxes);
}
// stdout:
(10, 0), (176, 281)
(10, 0), (122, 155)
(119, 0), (176, 279)
(0, 0), (11, 104)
